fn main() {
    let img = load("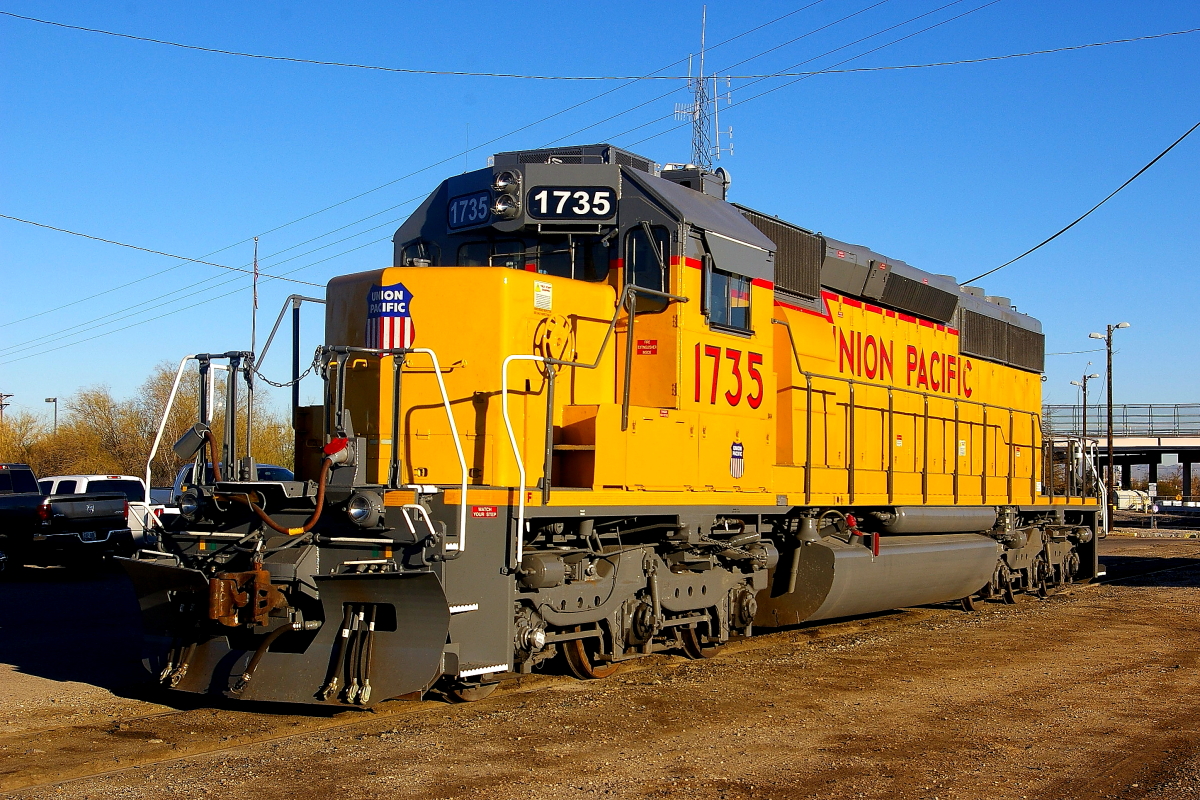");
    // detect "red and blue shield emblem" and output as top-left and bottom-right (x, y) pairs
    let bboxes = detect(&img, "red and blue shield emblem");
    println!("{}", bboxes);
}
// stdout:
(367, 282), (415, 349)
(730, 441), (745, 479)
